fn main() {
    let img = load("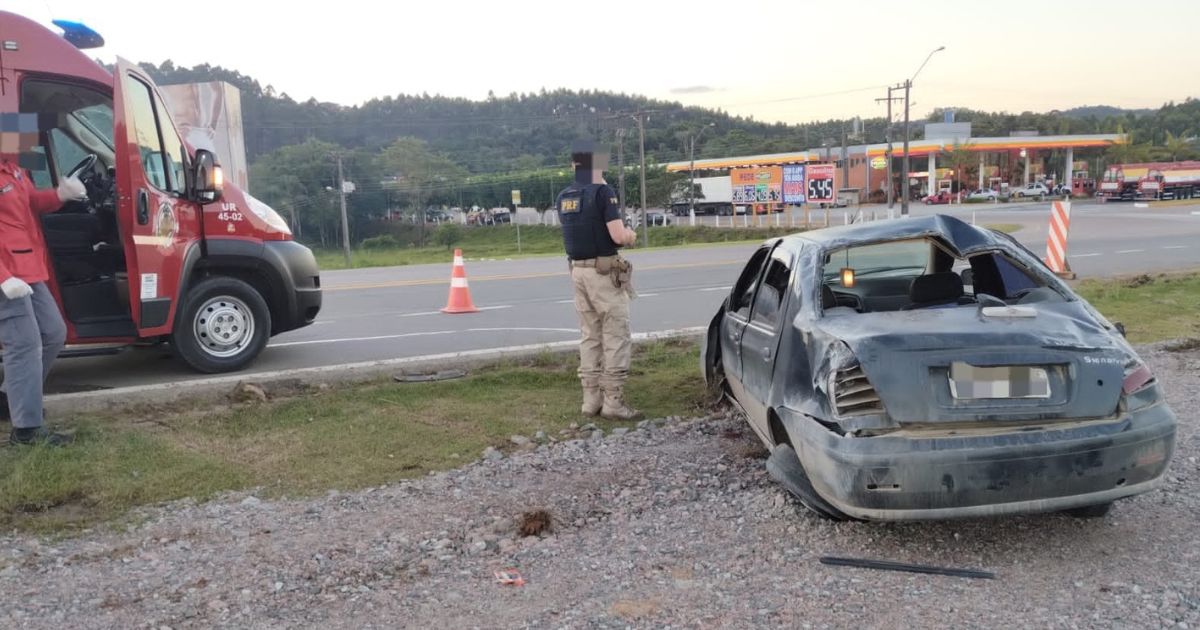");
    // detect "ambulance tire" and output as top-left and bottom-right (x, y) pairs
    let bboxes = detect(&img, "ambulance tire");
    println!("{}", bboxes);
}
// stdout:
(172, 276), (272, 373)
